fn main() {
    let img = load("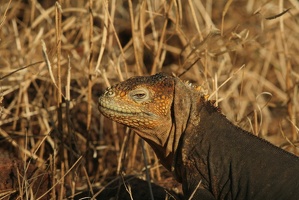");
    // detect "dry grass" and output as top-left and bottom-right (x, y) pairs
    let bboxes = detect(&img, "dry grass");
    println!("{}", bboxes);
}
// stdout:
(0, 0), (298, 199)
